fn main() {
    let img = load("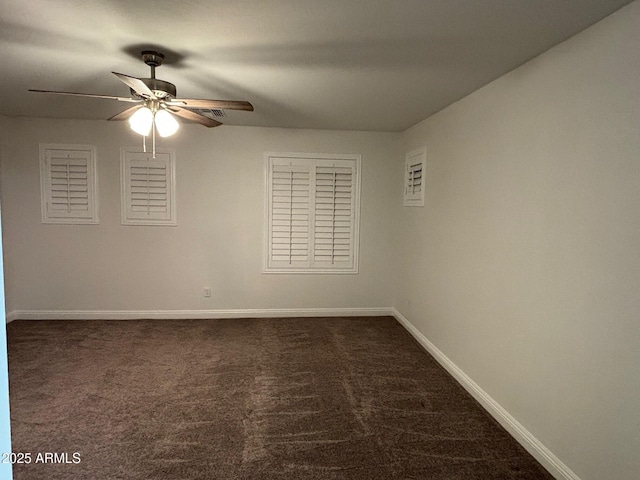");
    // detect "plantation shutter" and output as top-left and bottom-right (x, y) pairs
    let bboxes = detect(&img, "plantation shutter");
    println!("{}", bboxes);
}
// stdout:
(267, 159), (311, 268)
(404, 147), (426, 207)
(40, 144), (98, 224)
(121, 148), (177, 225)
(407, 162), (422, 195)
(265, 153), (360, 273)
(313, 161), (356, 267)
